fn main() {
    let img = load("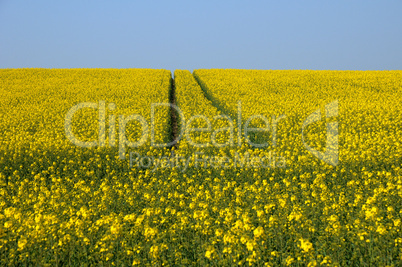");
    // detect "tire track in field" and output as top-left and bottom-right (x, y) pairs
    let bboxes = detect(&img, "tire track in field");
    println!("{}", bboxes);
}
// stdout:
(192, 71), (234, 119)
(169, 76), (179, 153)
